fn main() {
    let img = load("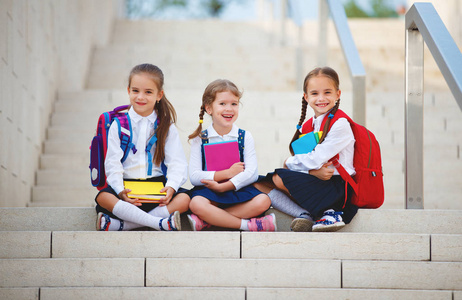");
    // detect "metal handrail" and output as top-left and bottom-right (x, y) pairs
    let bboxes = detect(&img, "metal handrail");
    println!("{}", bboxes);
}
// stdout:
(405, 3), (462, 209)
(318, 0), (367, 126)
